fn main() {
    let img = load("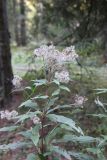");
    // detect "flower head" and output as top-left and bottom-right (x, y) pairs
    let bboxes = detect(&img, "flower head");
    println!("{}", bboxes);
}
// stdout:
(74, 94), (88, 106)
(0, 110), (18, 120)
(55, 70), (70, 83)
(12, 75), (22, 89)
(62, 46), (78, 62)
(31, 116), (41, 124)
(34, 45), (78, 82)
